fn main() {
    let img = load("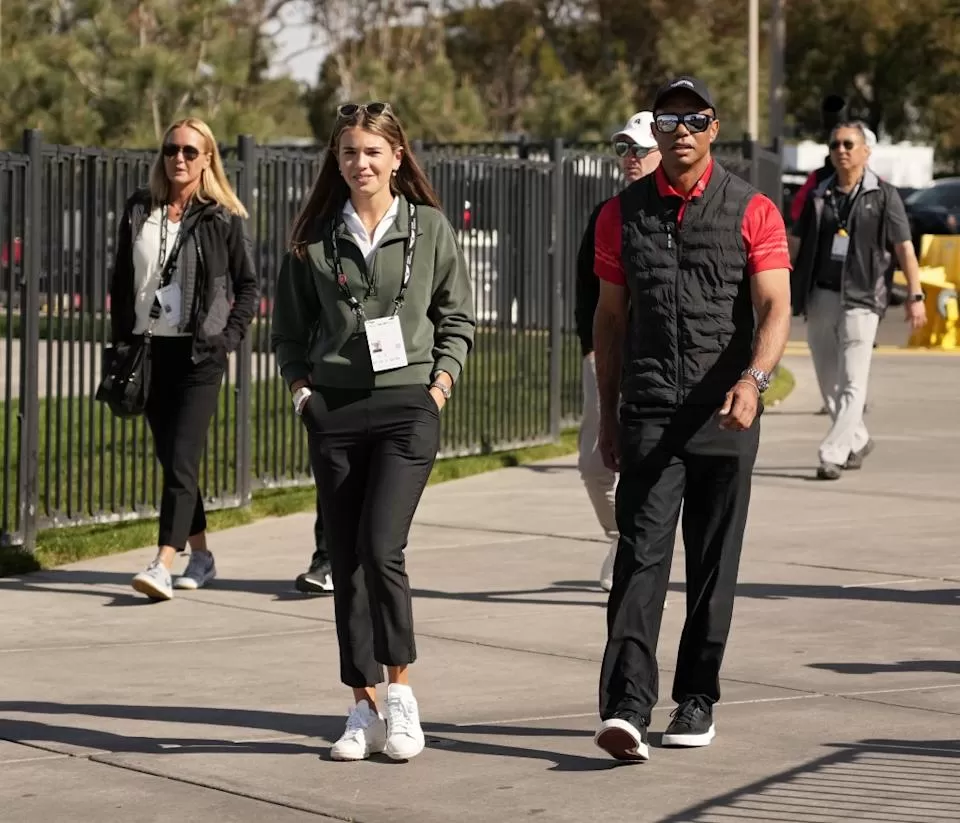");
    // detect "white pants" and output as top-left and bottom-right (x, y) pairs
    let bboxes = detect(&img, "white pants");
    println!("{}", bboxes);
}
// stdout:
(577, 354), (618, 538)
(806, 288), (880, 466)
